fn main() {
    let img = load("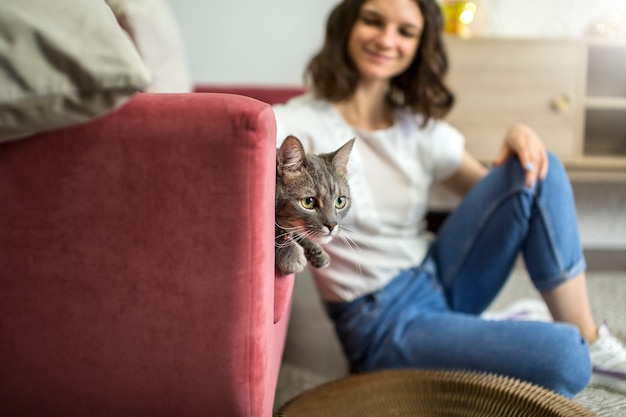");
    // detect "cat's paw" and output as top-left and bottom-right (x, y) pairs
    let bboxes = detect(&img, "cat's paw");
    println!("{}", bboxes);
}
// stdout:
(276, 244), (307, 275)
(307, 248), (330, 269)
